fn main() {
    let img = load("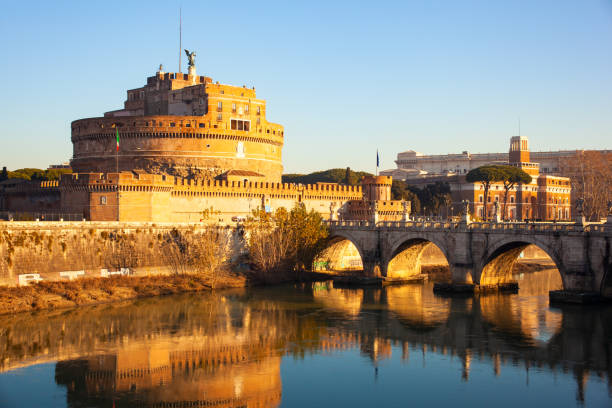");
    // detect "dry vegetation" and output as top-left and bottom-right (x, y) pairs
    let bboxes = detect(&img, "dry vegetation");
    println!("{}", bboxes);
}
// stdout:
(161, 227), (232, 288)
(561, 151), (612, 221)
(0, 274), (245, 315)
(0, 226), (245, 314)
(243, 204), (329, 283)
